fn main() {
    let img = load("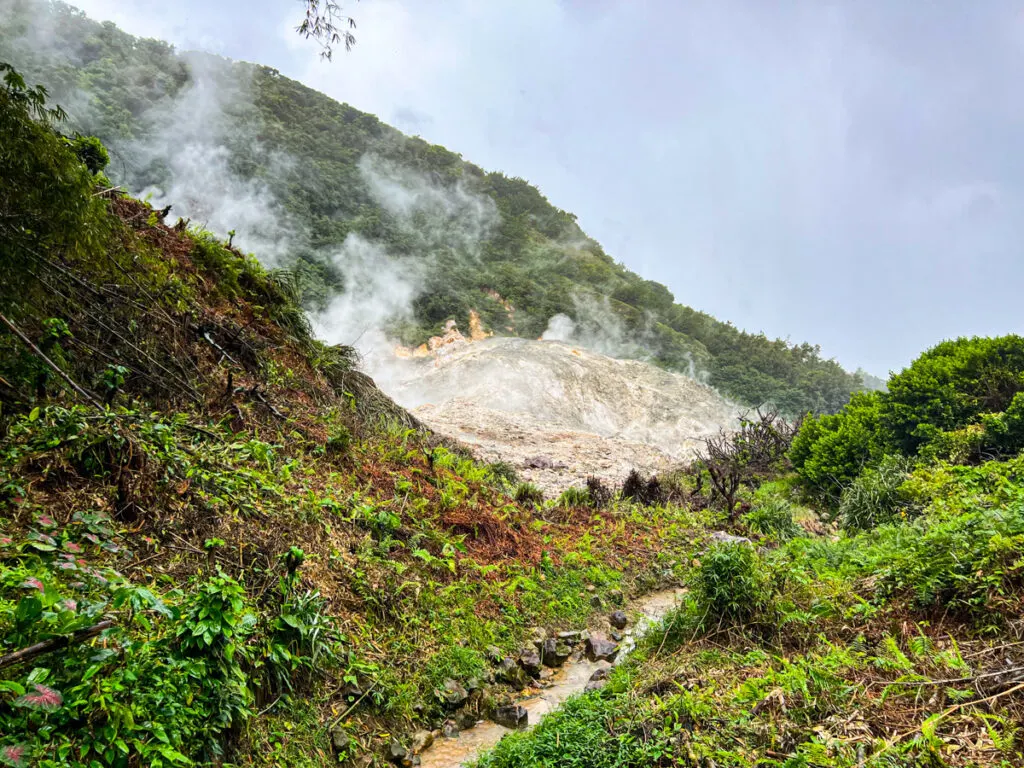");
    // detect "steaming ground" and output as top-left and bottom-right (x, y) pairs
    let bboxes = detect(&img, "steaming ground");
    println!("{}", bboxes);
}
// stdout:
(373, 337), (739, 495)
